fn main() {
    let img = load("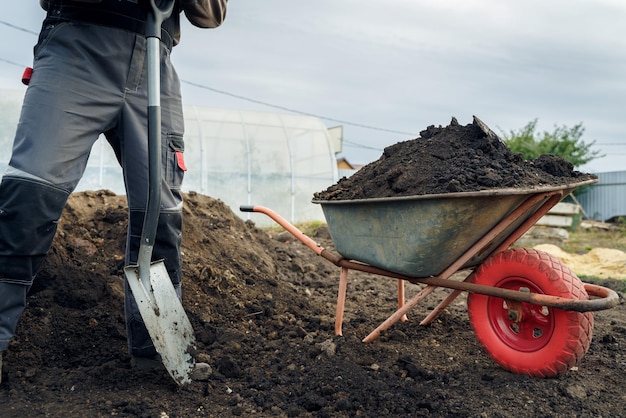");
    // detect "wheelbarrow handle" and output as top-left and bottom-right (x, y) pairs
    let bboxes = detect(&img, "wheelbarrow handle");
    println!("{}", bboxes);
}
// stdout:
(240, 205), (343, 265)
